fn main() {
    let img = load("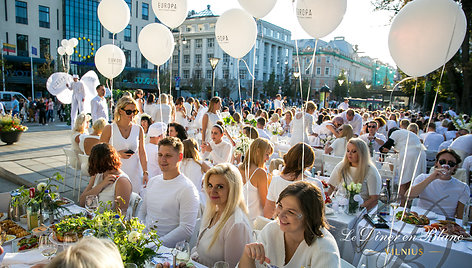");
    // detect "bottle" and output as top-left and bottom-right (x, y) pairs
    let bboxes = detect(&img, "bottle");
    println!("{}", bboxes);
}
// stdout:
(26, 188), (40, 230)
(463, 194), (472, 229)
(43, 190), (54, 223)
(378, 181), (390, 217)
(368, 137), (374, 157)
